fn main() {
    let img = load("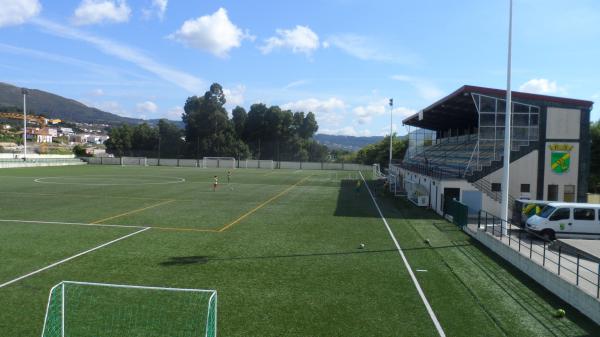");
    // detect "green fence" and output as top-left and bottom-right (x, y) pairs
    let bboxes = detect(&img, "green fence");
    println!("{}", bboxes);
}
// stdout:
(445, 198), (468, 227)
